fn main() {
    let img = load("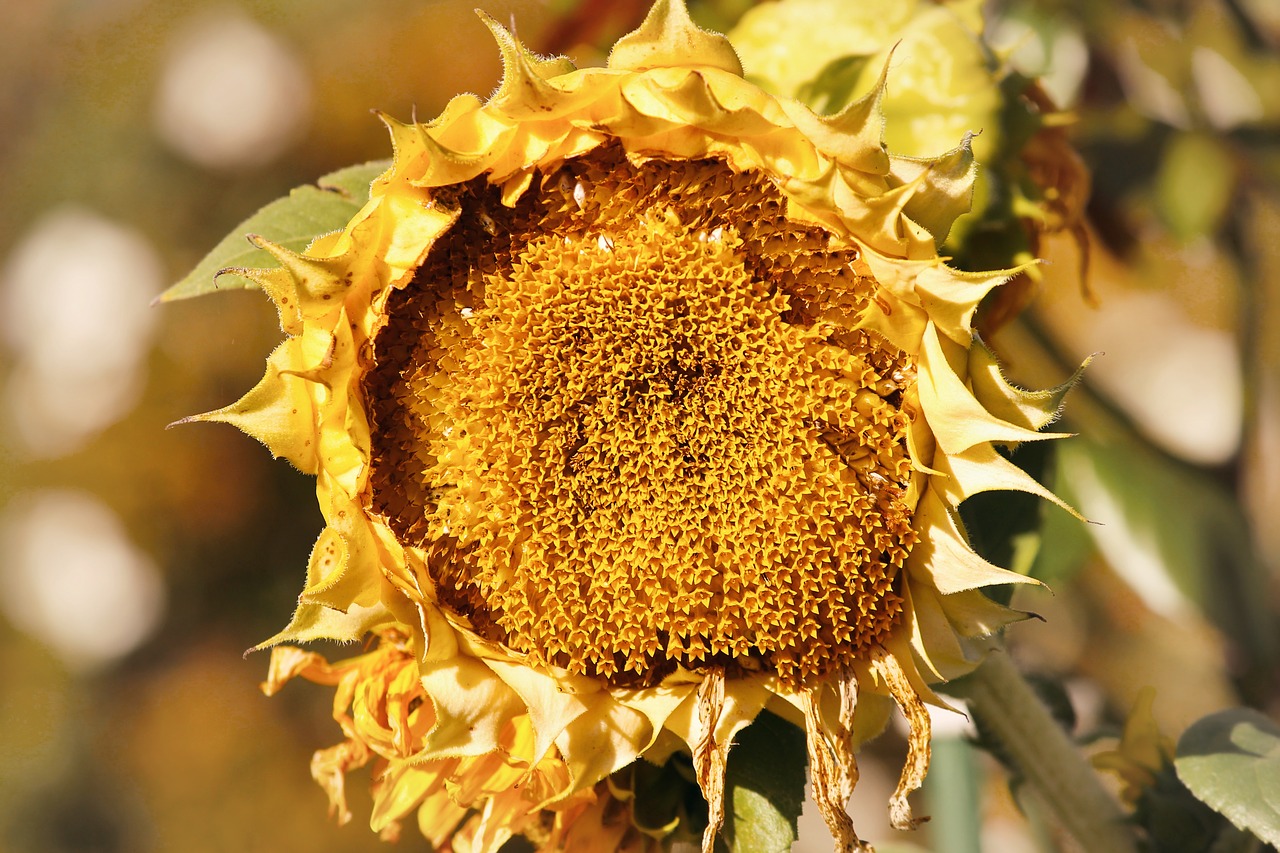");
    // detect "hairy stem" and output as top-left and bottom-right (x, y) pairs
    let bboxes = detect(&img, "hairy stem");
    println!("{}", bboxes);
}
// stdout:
(949, 651), (1138, 853)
